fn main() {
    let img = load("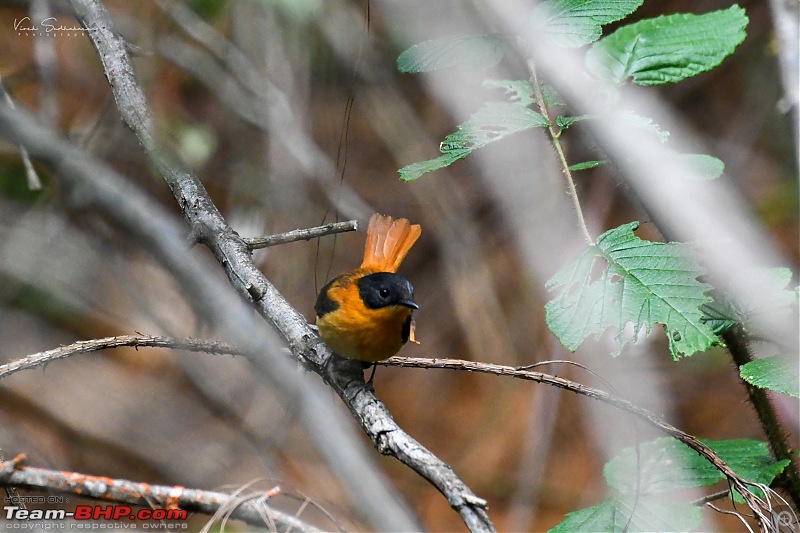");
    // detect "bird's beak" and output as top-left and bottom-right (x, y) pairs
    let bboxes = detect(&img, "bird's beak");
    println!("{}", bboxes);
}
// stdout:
(399, 299), (419, 310)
